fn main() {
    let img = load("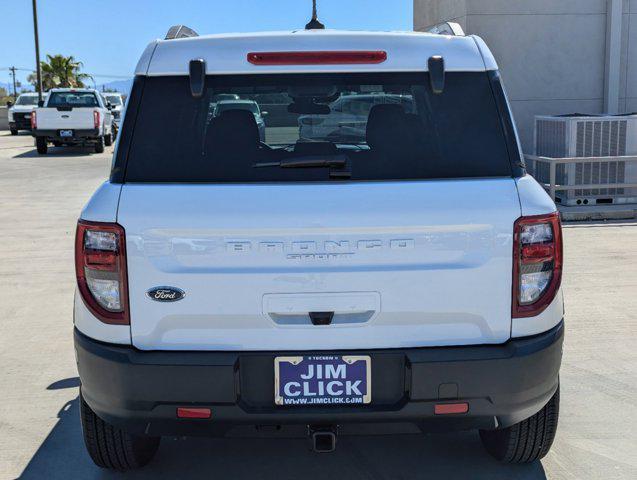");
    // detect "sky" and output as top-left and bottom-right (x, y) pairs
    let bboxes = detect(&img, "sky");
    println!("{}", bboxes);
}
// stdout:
(1, 0), (413, 91)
